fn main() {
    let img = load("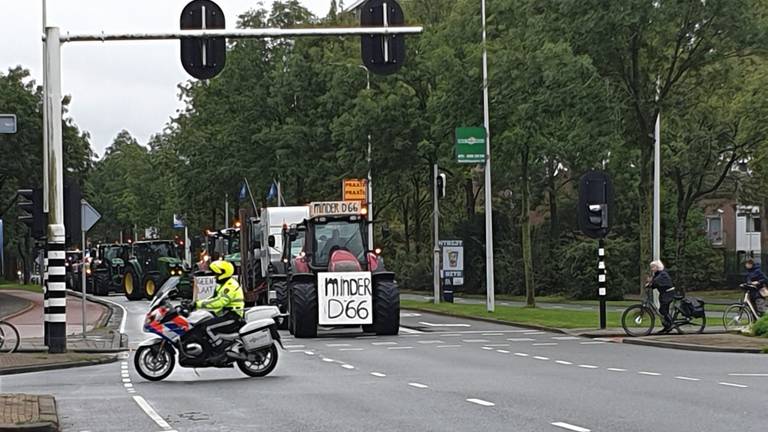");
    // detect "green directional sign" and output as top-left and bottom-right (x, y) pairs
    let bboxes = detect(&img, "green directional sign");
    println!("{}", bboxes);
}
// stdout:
(456, 127), (486, 164)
